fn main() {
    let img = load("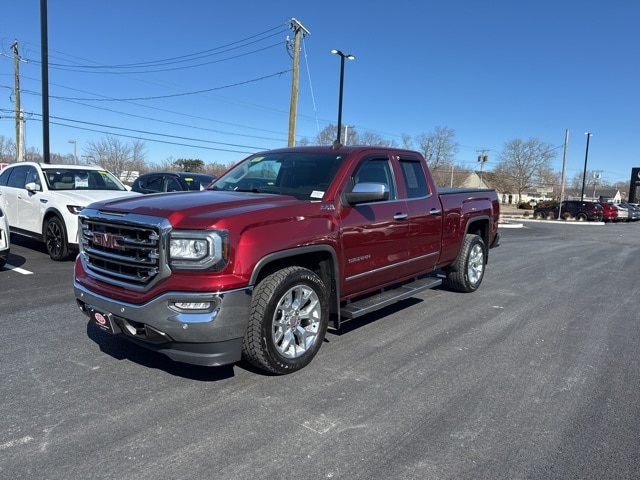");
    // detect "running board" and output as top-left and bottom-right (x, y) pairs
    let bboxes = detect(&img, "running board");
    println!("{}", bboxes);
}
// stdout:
(339, 276), (442, 321)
